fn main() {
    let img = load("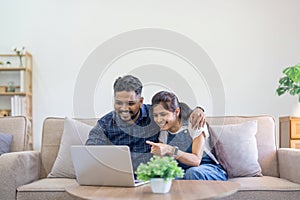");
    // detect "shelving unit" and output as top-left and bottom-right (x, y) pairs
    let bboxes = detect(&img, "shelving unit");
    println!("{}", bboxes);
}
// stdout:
(279, 116), (300, 149)
(0, 52), (33, 148)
